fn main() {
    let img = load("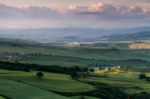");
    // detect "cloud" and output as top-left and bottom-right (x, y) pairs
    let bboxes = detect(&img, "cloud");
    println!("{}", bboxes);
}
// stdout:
(0, 3), (149, 29)
(87, 3), (104, 12)
(0, 4), (58, 19)
(0, 3), (149, 19)
(73, 5), (149, 20)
